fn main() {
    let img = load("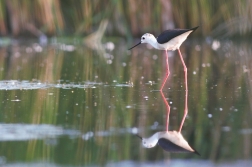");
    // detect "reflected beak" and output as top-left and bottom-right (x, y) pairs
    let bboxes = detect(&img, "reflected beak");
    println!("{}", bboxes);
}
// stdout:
(128, 42), (141, 50)
(136, 134), (143, 140)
